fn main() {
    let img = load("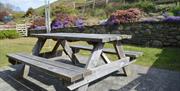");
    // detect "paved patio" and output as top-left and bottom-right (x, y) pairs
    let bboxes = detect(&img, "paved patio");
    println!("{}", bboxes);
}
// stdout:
(0, 64), (180, 91)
